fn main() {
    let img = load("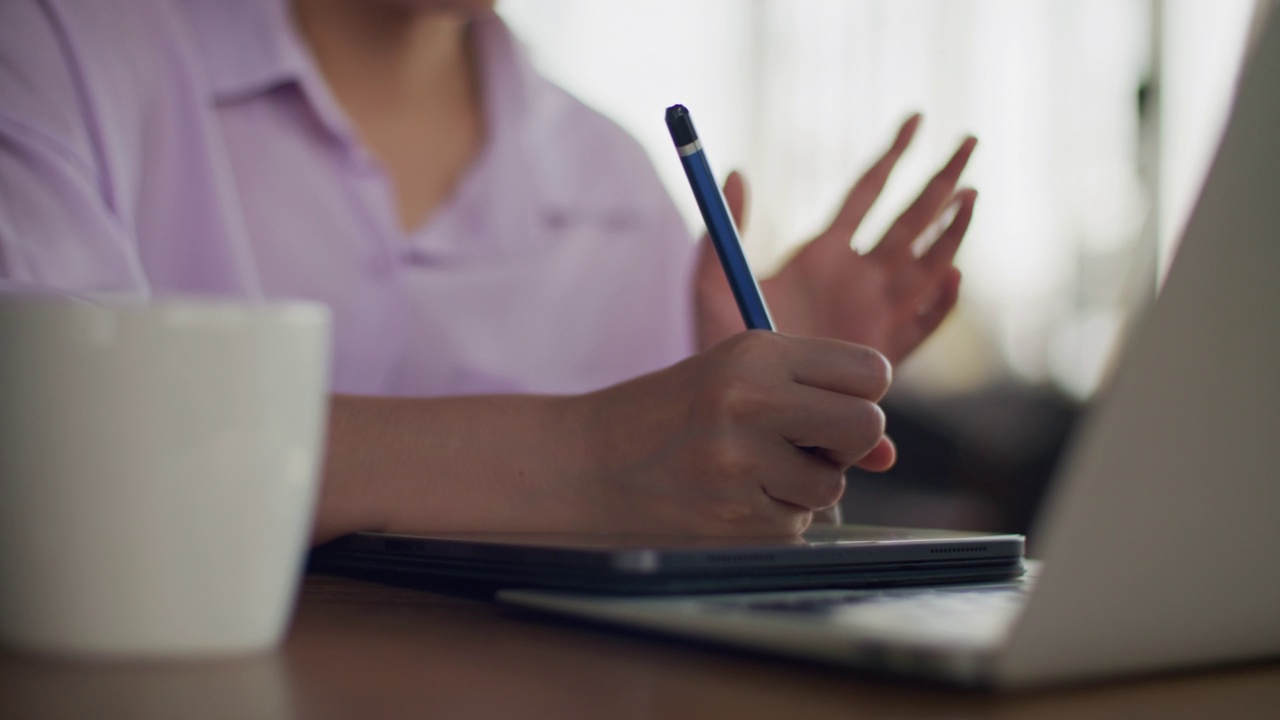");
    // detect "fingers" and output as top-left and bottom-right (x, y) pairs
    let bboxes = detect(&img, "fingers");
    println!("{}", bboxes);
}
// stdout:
(885, 266), (962, 363)
(770, 384), (888, 468)
(914, 267), (962, 341)
(781, 336), (892, 402)
(884, 187), (975, 305)
(754, 386), (896, 512)
(853, 436), (897, 472)
(759, 448), (848, 512)
(694, 333), (896, 516)
(919, 188), (977, 273)
(819, 113), (922, 249)
(870, 135), (977, 262)
(597, 332), (900, 537)
(692, 427), (841, 530)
